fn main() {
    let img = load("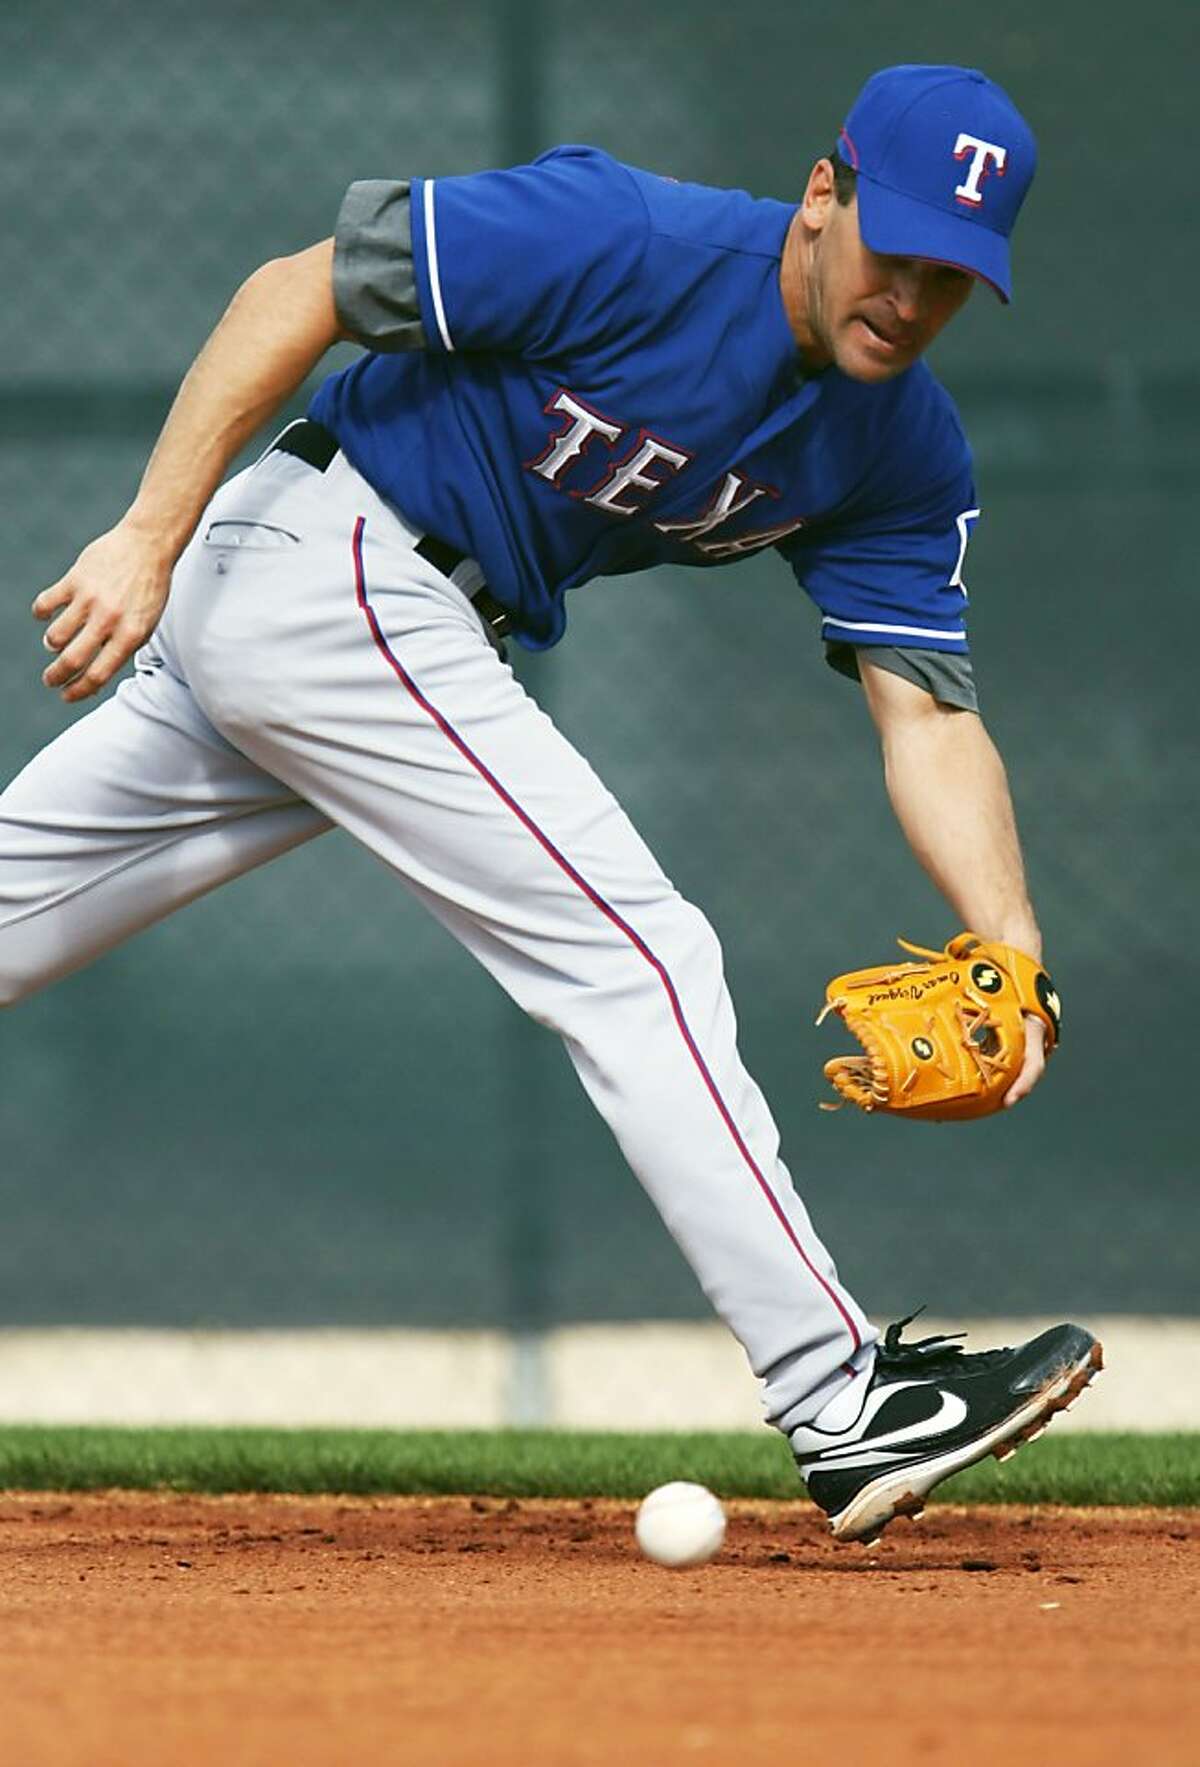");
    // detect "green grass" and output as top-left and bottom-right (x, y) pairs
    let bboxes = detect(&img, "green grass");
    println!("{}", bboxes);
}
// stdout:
(0, 1428), (1195, 1507)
